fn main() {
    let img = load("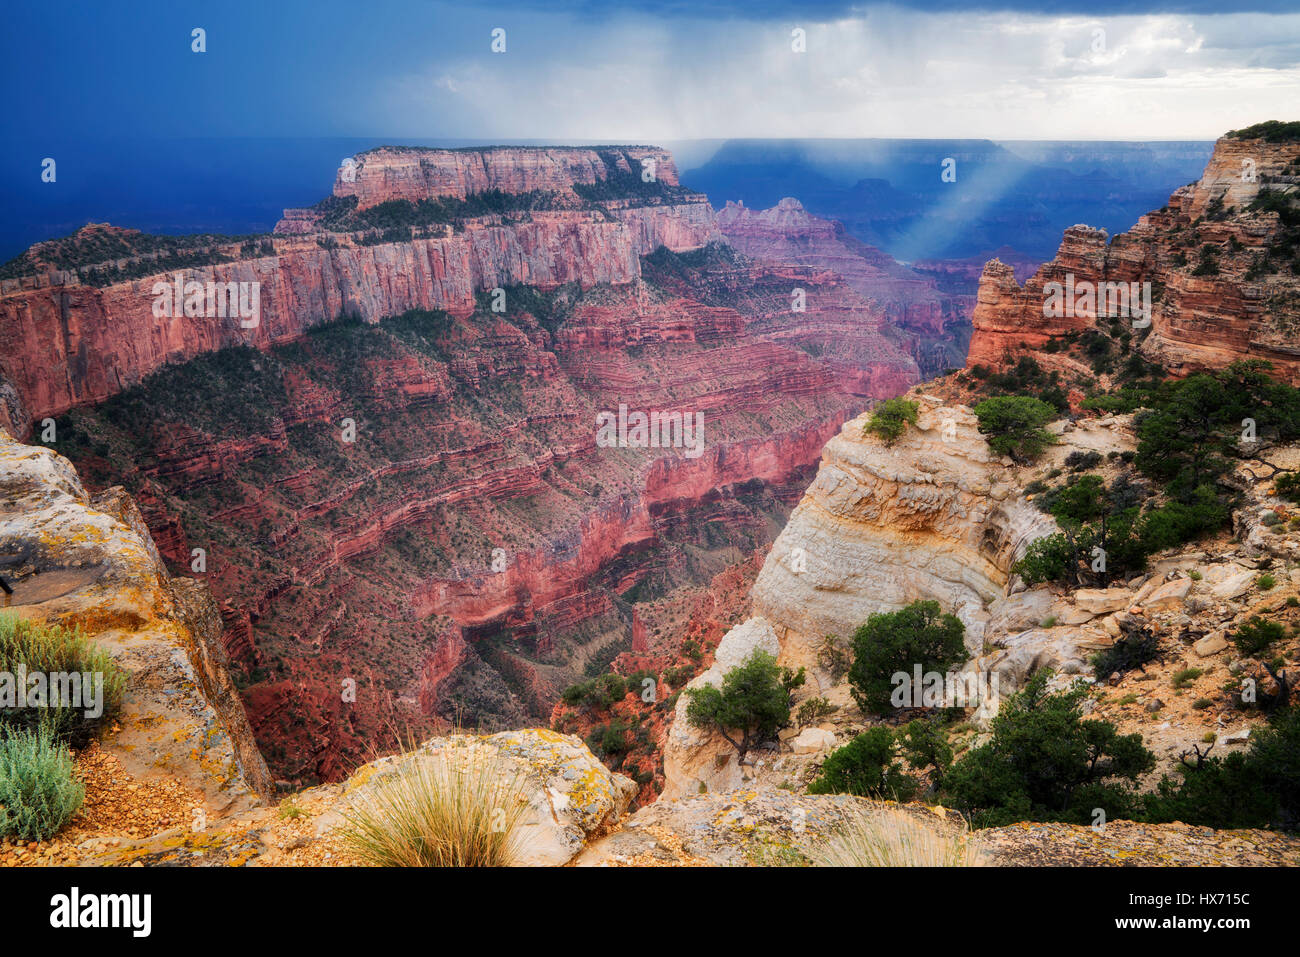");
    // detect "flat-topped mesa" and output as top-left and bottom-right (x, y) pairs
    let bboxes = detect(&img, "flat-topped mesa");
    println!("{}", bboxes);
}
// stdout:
(967, 124), (1300, 384)
(0, 145), (720, 436)
(333, 145), (683, 208)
